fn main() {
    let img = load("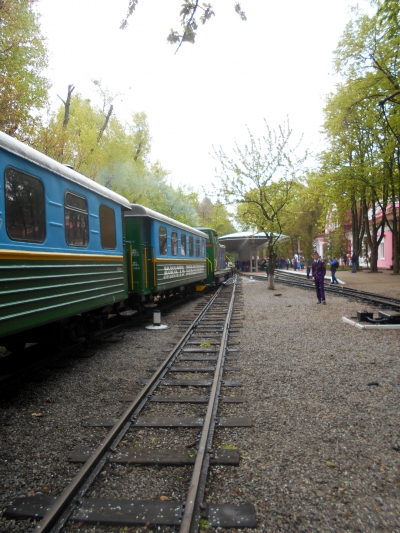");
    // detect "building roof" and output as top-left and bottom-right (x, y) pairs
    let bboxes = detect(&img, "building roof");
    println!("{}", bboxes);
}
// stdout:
(219, 231), (289, 252)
